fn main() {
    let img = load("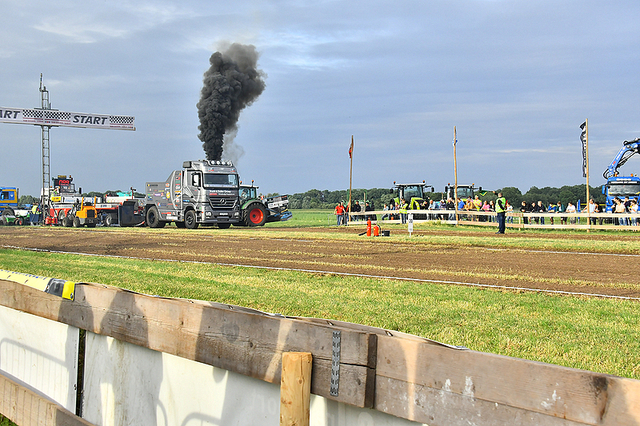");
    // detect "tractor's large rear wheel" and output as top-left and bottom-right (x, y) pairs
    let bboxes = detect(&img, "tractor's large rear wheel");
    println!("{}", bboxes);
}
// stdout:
(246, 204), (267, 227)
